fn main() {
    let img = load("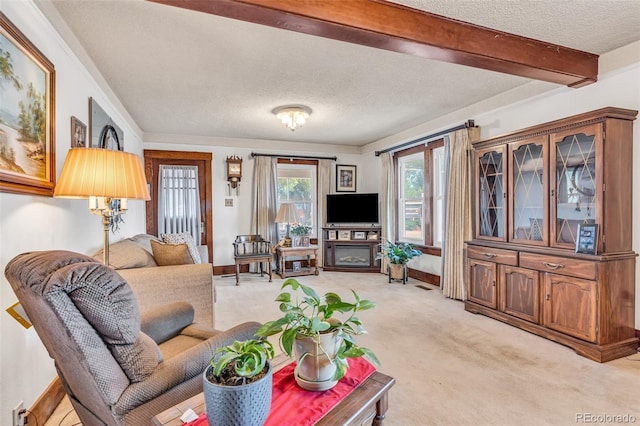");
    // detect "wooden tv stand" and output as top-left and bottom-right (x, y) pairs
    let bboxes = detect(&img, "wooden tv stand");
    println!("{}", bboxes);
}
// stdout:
(323, 226), (381, 272)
